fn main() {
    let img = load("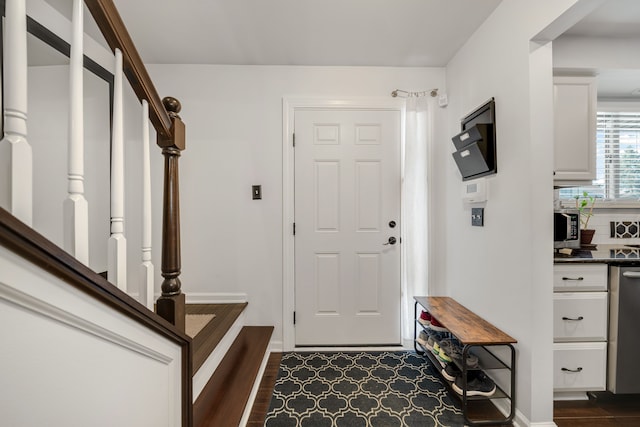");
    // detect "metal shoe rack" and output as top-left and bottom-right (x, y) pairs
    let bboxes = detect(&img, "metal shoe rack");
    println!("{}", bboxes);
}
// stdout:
(413, 296), (517, 426)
